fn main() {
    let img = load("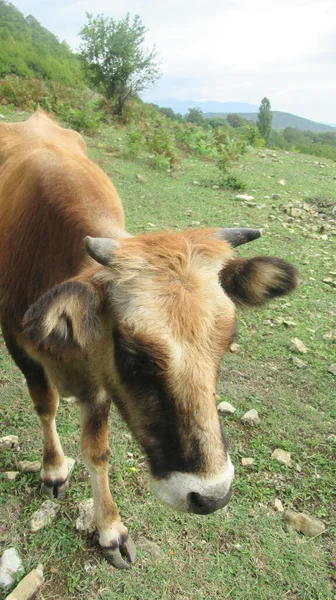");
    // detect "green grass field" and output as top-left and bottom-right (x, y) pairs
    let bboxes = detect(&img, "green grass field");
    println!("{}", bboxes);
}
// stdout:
(0, 111), (335, 600)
